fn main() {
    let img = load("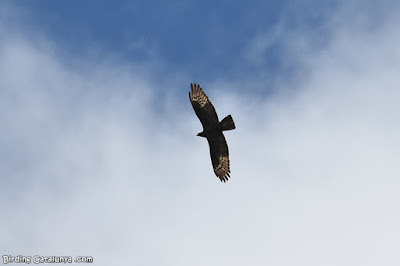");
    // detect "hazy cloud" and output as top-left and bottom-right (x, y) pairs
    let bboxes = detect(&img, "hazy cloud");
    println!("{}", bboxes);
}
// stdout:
(1, 2), (400, 265)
